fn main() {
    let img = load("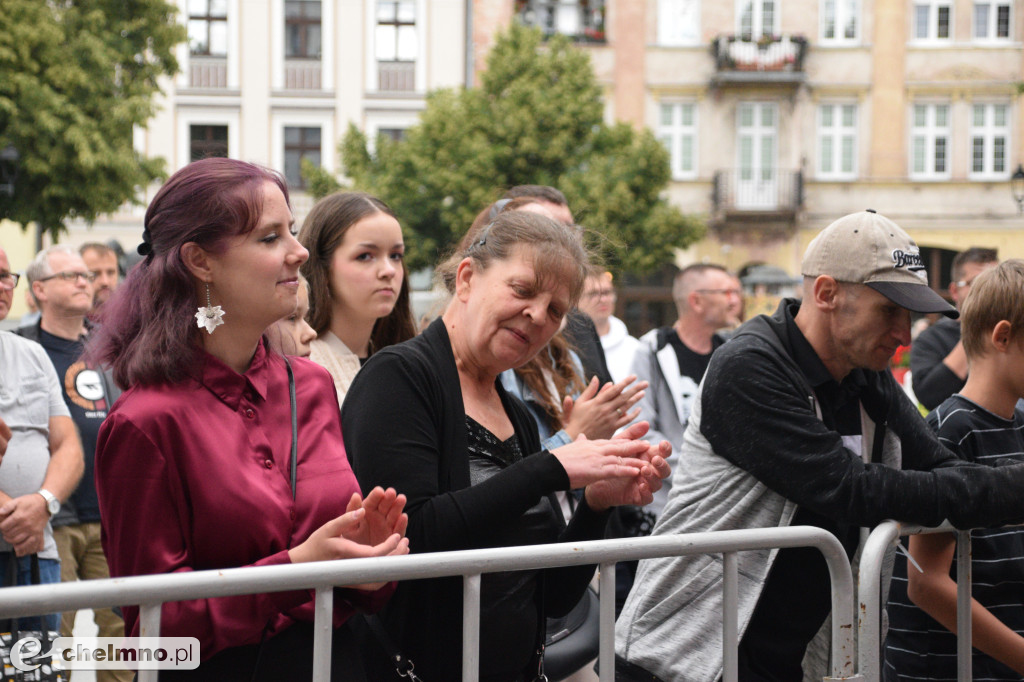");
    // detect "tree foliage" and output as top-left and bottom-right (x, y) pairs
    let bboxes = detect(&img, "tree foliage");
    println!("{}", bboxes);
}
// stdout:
(0, 0), (186, 239)
(307, 23), (703, 273)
